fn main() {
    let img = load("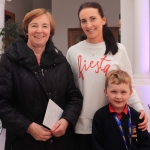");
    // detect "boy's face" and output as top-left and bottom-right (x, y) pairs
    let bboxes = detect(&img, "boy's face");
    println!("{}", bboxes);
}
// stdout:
(104, 82), (132, 112)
